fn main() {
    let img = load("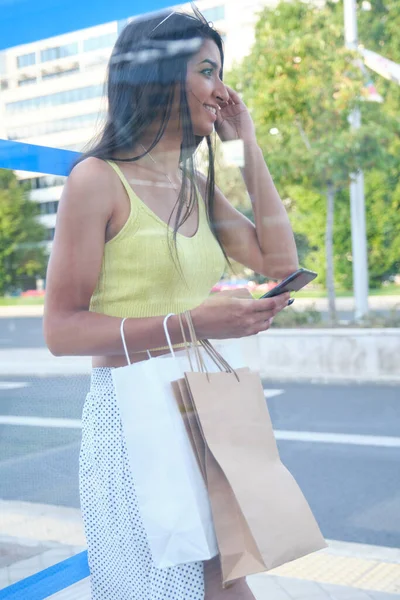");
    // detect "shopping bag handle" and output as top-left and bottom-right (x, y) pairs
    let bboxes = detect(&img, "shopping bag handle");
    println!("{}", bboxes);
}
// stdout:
(120, 314), (175, 365)
(200, 339), (236, 374)
(178, 313), (220, 374)
(178, 312), (224, 374)
(177, 313), (195, 372)
(183, 311), (240, 381)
